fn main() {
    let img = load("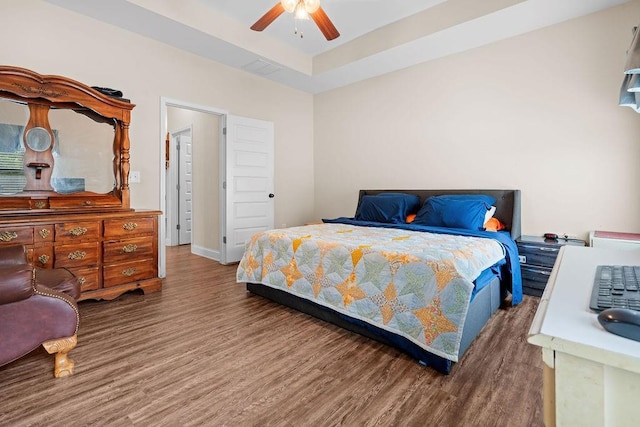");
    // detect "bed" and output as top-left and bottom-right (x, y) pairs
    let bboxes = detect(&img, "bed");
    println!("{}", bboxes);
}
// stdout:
(237, 189), (522, 374)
